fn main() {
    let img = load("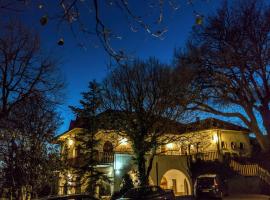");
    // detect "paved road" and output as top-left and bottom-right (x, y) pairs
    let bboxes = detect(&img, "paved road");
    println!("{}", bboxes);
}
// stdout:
(176, 194), (270, 200)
